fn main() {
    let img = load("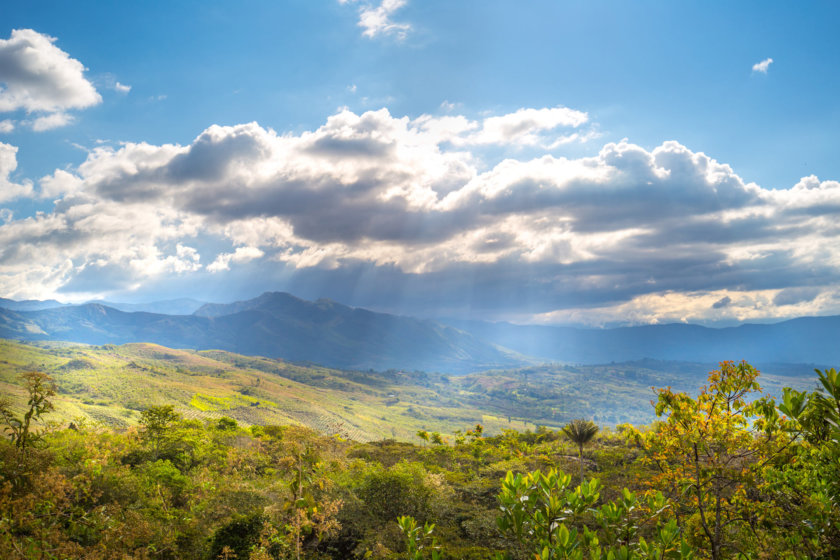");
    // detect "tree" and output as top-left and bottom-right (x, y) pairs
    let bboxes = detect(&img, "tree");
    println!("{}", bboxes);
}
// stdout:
(0, 371), (56, 452)
(639, 361), (782, 559)
(561, 419), (599, 485)
(416, 430), (430, 447)
(140, 404), (182, 439)
(136, 404), (199, 469)
(255, 443), (342, 560)
(358, 466), (432, 526)
(767, 367), (840, 555)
